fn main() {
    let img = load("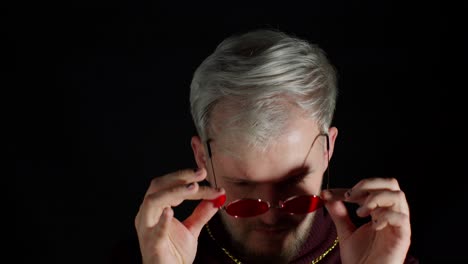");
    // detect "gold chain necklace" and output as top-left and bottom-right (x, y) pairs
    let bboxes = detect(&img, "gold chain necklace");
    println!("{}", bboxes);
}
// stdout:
(205, 224), (339, 264)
